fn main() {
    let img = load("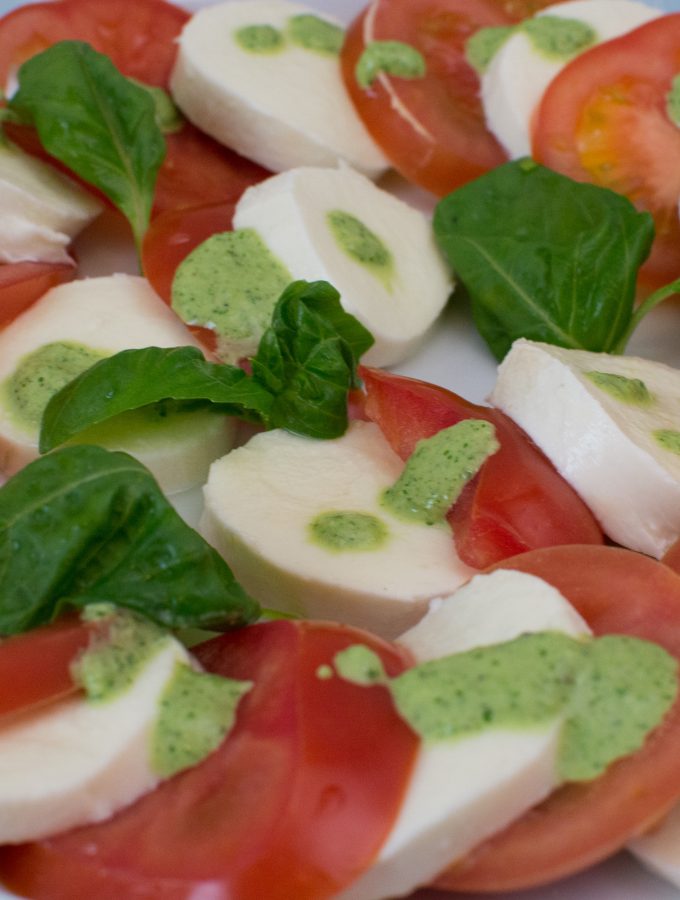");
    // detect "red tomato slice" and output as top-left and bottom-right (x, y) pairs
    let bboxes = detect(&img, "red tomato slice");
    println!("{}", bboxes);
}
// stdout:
(434, 545), (680, 891)
(340, 0), (553, 195)
(0, 615), (91, 720)
(0, 620), (418, 900)
(361, 366), (603, 567)
(532, 14), (680, 290)
(0, 260), (74, 328)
